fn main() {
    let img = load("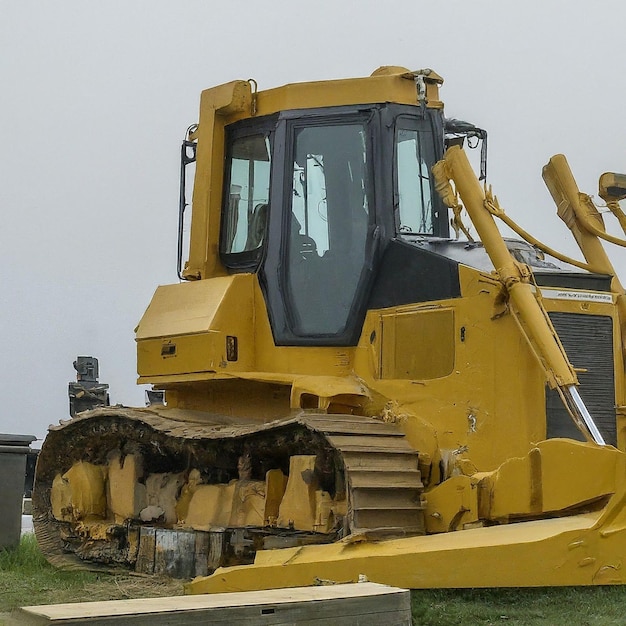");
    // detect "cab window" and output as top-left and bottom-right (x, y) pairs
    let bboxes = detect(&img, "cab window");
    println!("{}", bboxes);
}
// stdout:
(221, 127), (273, 270)
(395, 123), (437, 235)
